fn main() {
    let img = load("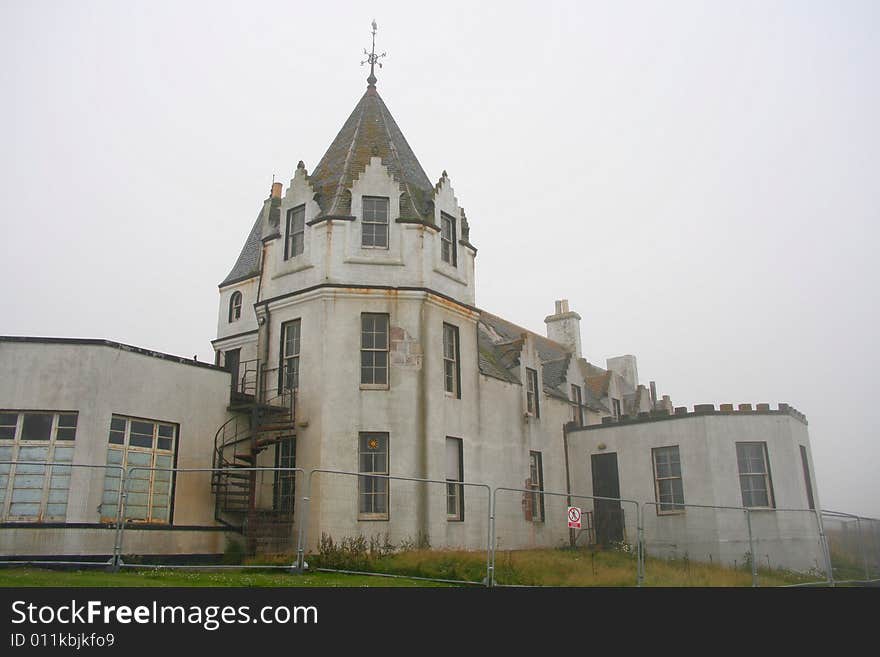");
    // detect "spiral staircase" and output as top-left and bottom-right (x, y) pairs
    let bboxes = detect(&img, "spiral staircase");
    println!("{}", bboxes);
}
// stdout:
(212, 360), (297, 555)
